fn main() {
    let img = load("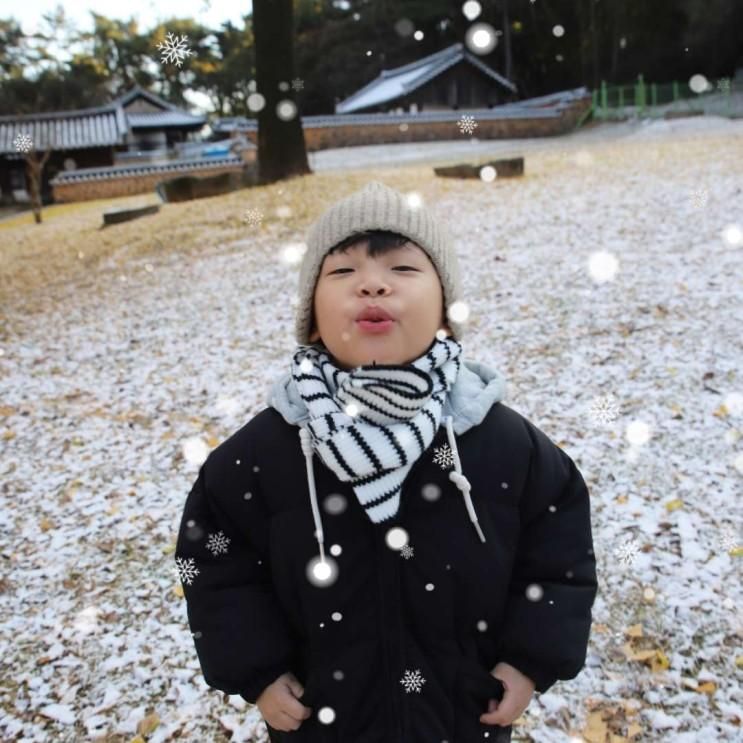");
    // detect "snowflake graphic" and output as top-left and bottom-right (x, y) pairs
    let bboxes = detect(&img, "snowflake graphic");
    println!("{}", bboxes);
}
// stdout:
(157, 32), (193, 67)
(291, 77), (304, 92)
(206, 530), (231, 556)
(432, 443), (454, 469)
(14, 132), (33, 153)
(174, 556), (200, 585)
(243, 207), (263, 226)
(614, 536), (641, 567)
(716, 78), (731, 95)
(400, 544), (415, 560)
(588, 394), (620, 425)
(689, 187), (709, 210)
(457, 114), (478, 136)
(717, 525), (739, 553)
(399, 668), (426, 693)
